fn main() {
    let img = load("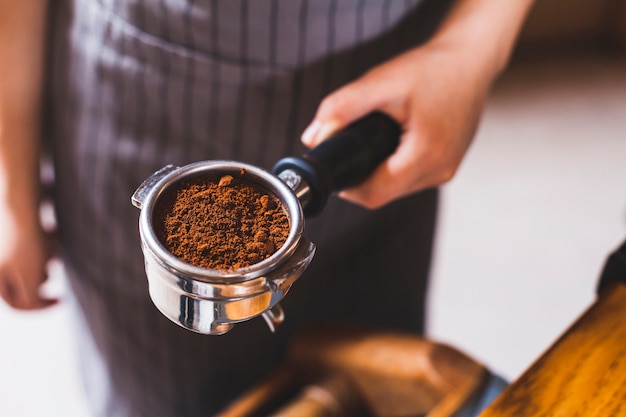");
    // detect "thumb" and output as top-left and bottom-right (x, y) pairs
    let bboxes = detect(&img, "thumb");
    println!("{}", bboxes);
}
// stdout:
(301, 75), (390, 147)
